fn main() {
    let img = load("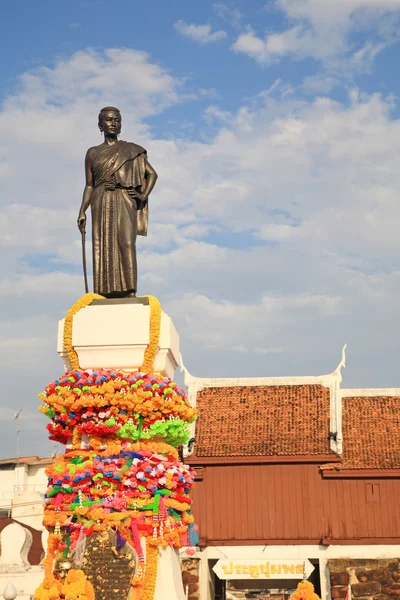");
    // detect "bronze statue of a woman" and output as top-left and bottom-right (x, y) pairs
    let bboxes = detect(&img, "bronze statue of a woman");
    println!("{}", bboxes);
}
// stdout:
(77, 107), (158, 298)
